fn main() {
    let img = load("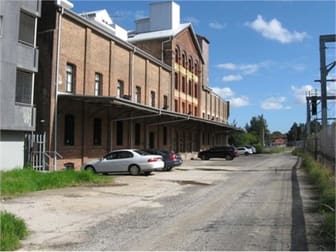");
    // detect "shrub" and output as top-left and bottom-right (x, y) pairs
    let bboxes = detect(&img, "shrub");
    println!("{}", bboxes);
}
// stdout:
(0, 211), (28, 251)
